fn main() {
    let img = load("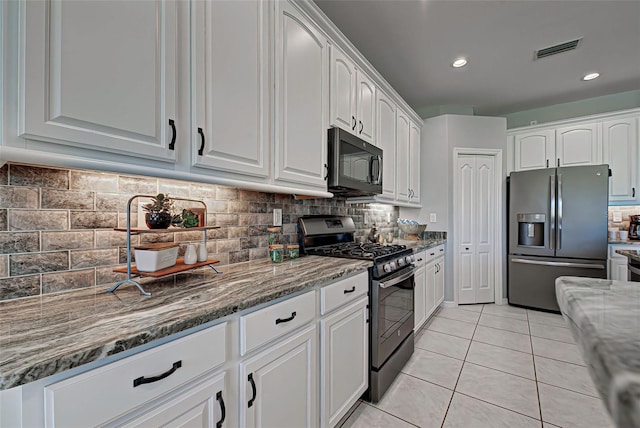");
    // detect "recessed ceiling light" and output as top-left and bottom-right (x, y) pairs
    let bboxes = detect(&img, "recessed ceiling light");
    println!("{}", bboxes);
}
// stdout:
(582, 72), (600, 81)
(452, 58), (468, 68)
